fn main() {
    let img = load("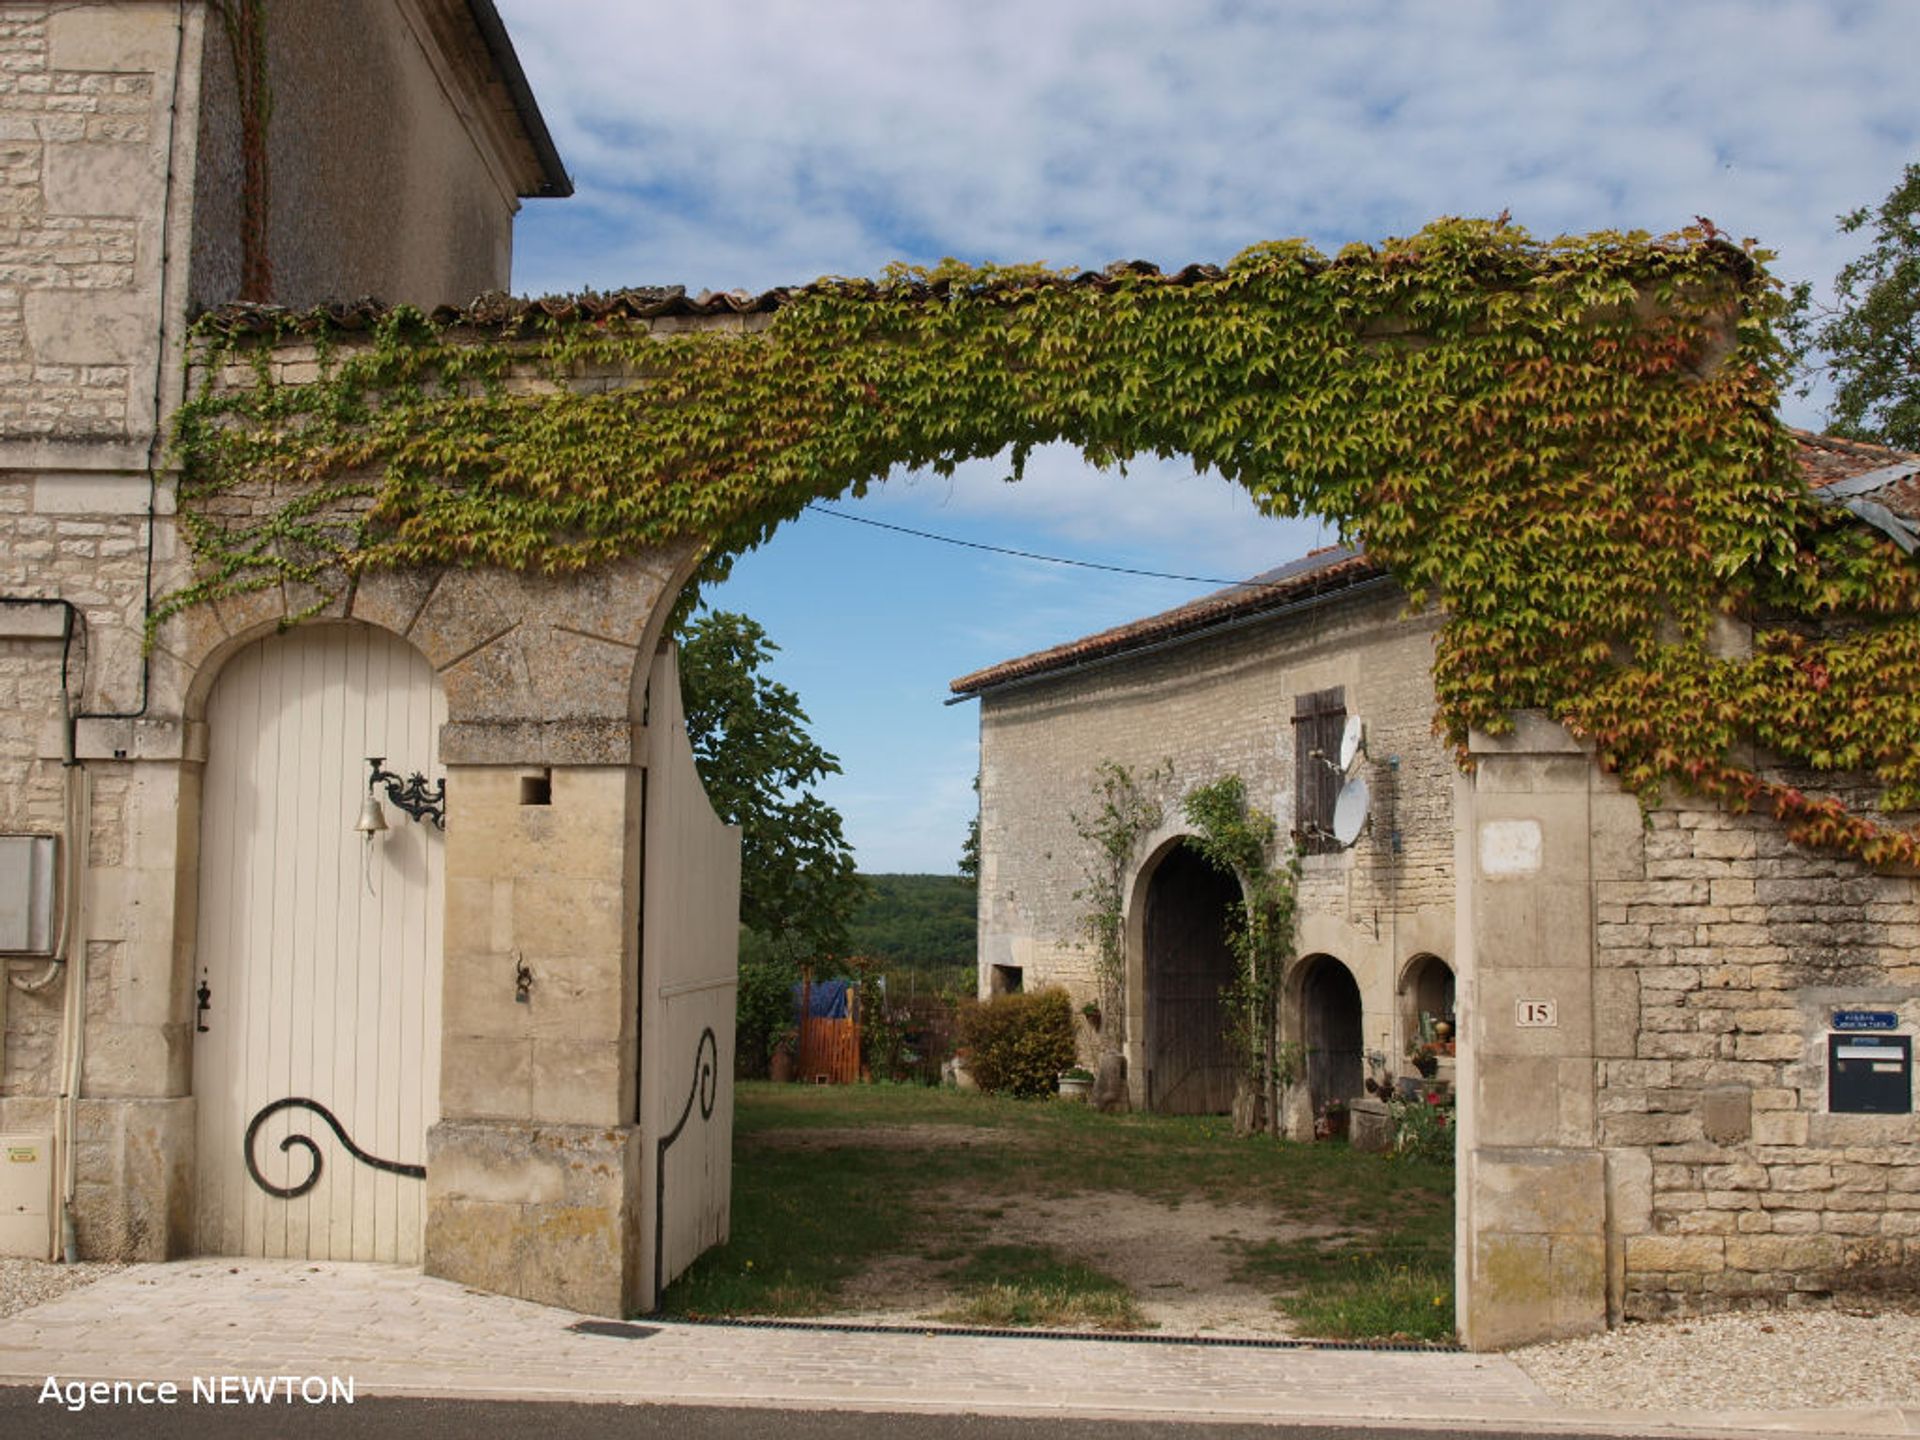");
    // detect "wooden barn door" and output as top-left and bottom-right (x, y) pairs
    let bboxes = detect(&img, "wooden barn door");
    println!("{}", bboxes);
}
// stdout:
(192, 624), (445, 1263)
(1143, 846), (1240, 1115)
